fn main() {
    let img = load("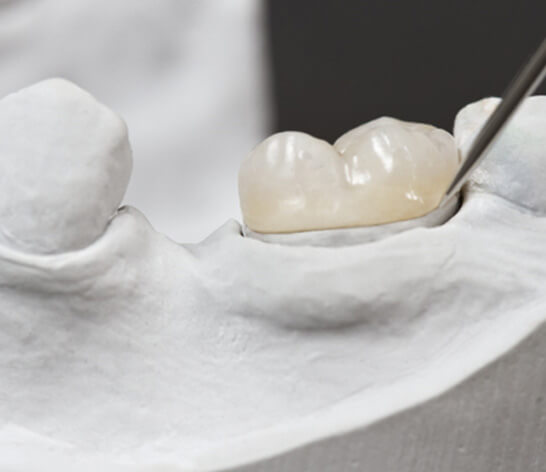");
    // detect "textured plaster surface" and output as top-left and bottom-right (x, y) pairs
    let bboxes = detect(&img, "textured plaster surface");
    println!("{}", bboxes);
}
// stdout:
(229, 321), (546, 472)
